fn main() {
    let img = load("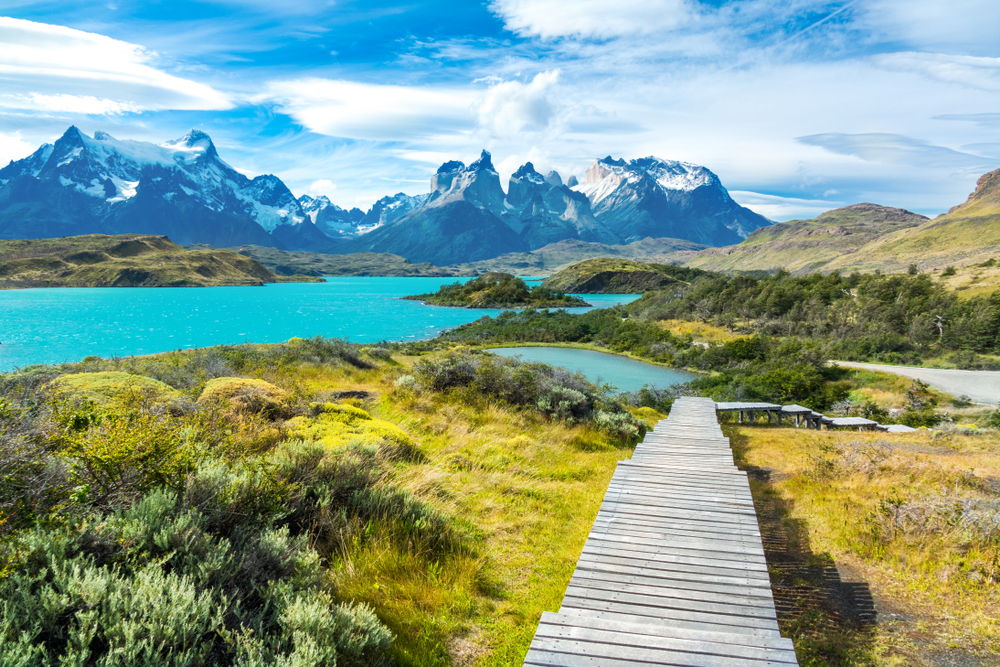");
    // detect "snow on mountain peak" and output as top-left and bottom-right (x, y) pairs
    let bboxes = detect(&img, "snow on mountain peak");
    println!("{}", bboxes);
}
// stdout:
(574, 154), (720, 205)
(469, 149), (496, 173)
